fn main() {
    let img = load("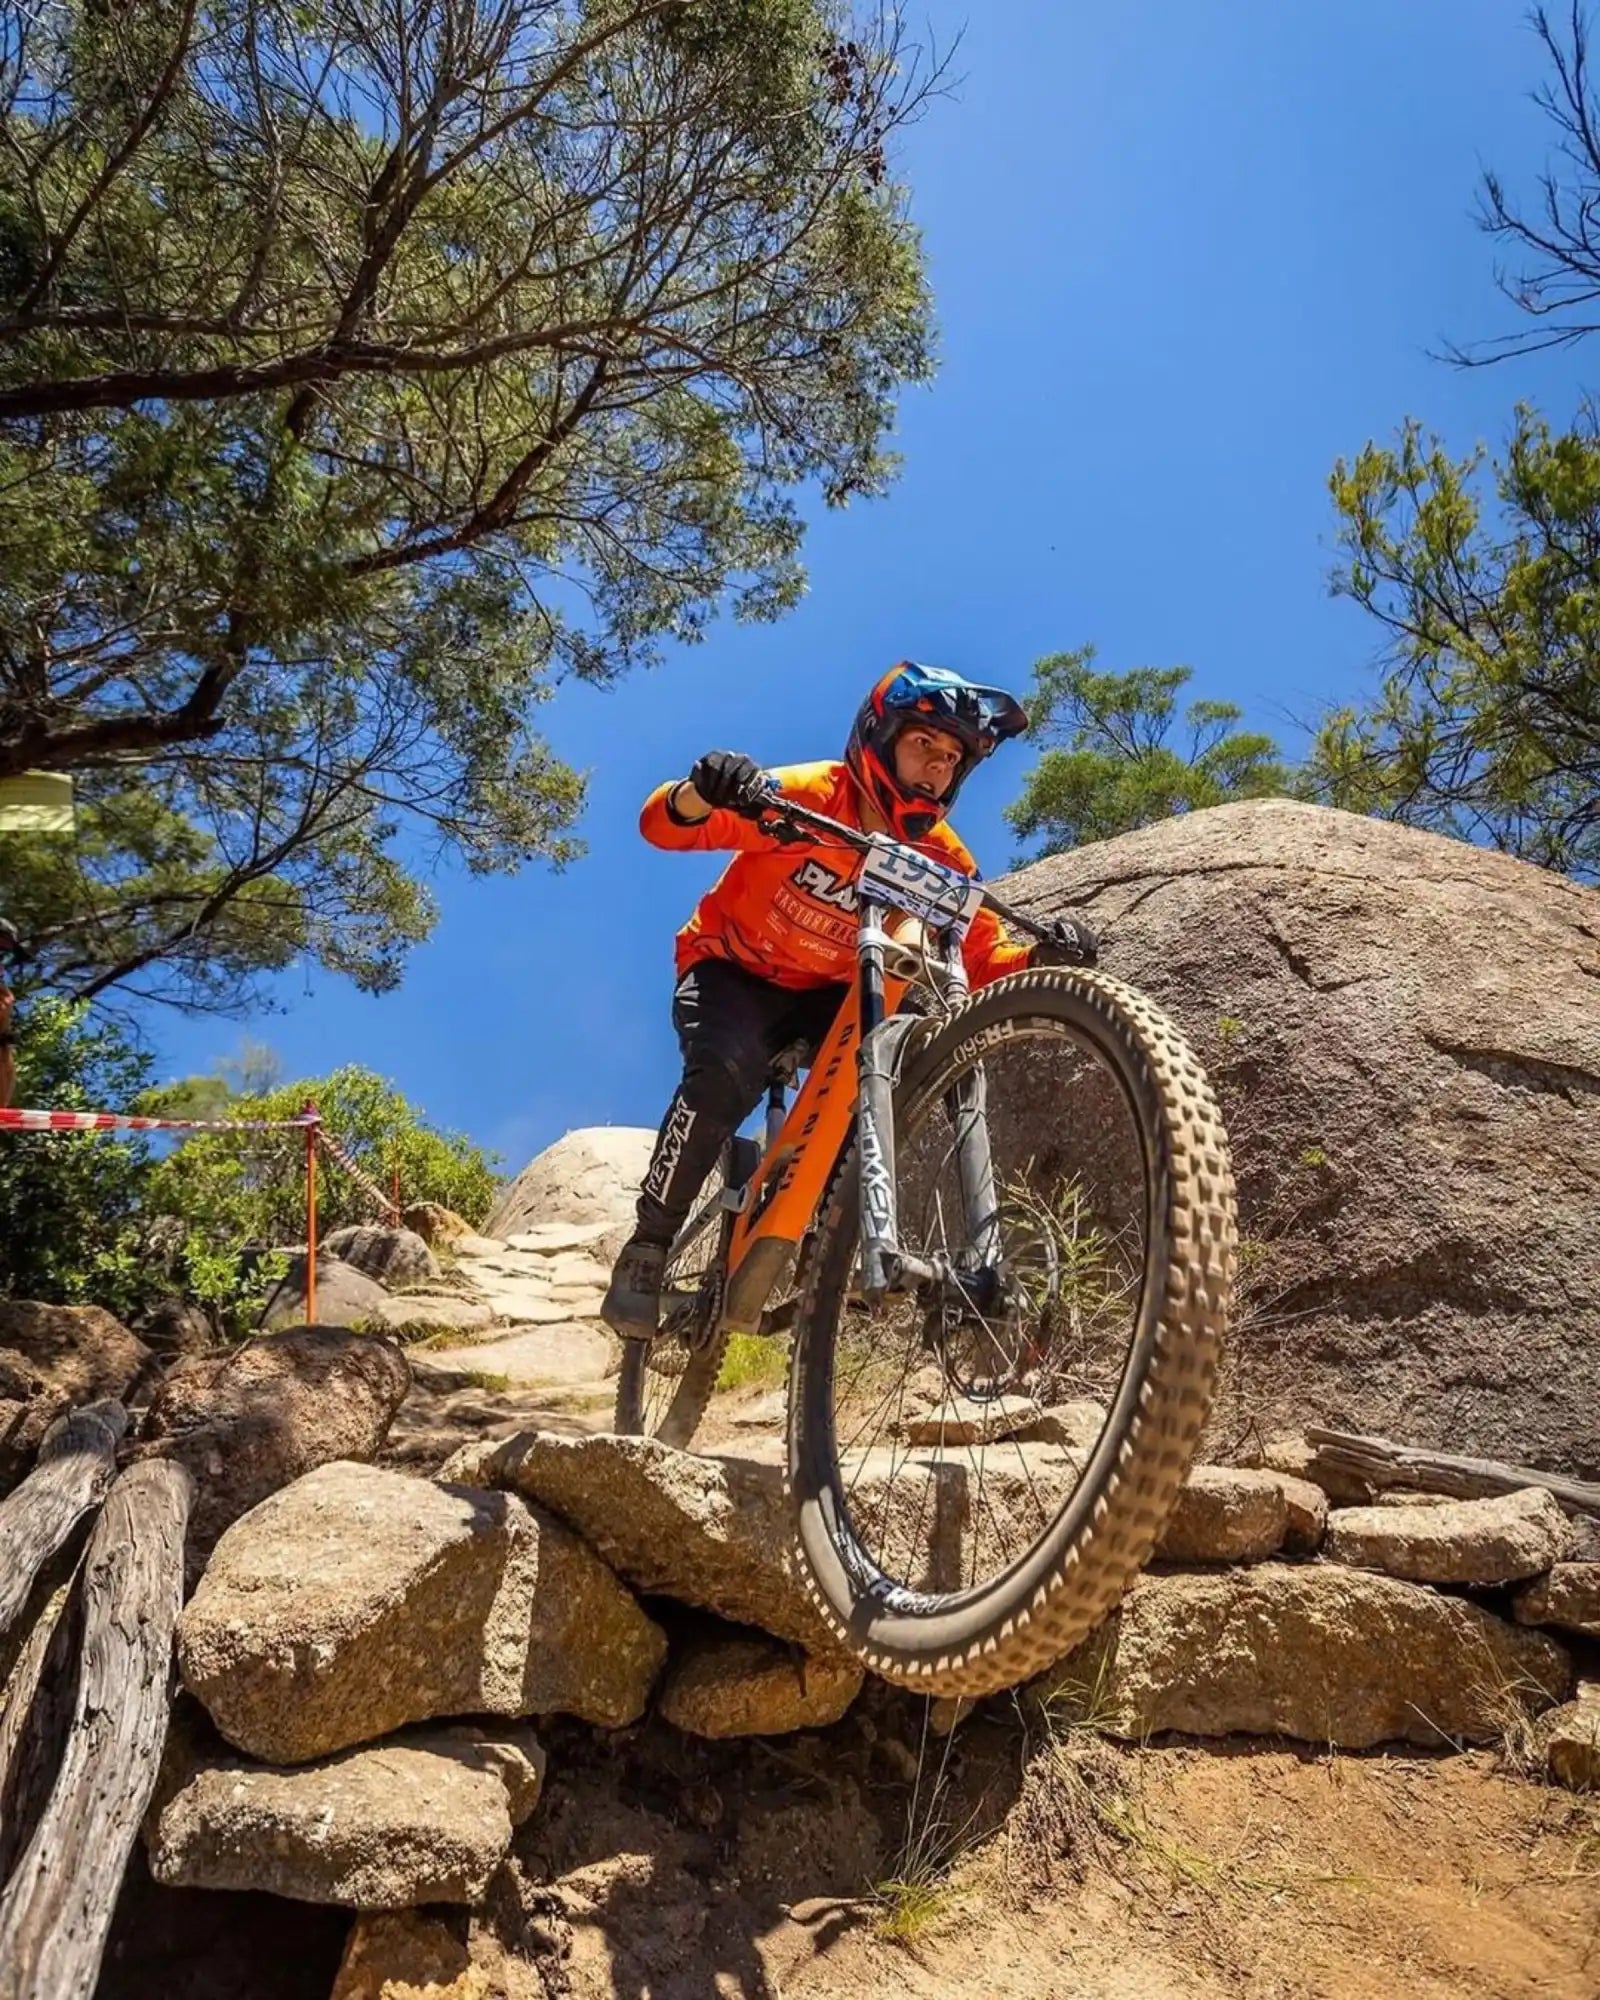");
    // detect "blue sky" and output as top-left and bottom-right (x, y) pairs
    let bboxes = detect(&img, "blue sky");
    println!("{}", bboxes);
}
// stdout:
(150, 0), (1588, 1171)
